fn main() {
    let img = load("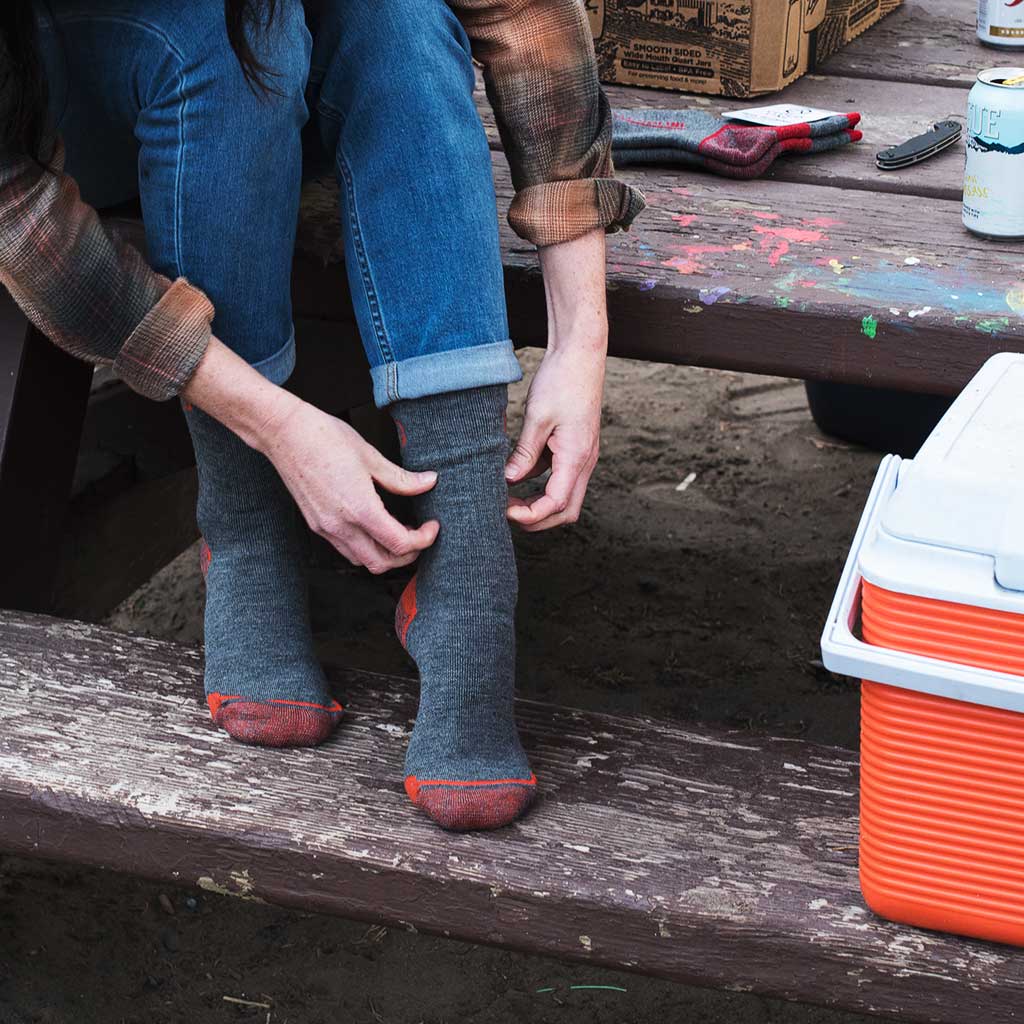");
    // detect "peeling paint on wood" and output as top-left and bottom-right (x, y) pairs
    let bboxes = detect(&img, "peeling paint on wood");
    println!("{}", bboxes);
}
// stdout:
(1, 611), (1023, 1021)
